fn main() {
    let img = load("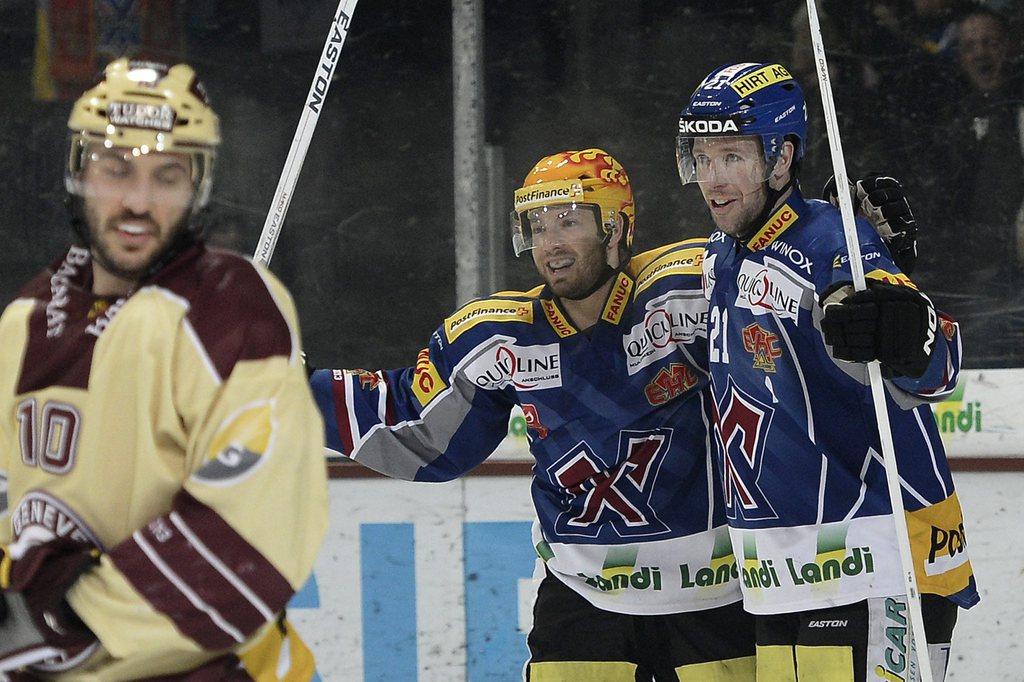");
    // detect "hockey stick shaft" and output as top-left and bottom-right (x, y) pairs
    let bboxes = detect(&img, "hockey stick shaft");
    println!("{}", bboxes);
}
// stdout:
(253, 0), (359, 267)
(804, 2), (934, 681)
